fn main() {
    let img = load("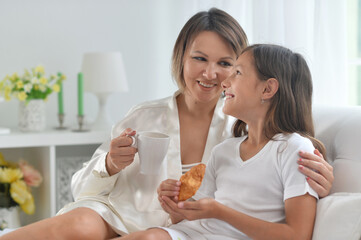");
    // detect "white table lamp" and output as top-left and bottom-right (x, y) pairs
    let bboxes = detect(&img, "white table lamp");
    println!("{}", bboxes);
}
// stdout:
(0, 96), (11, 134)
(82, 52), (129, 130)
